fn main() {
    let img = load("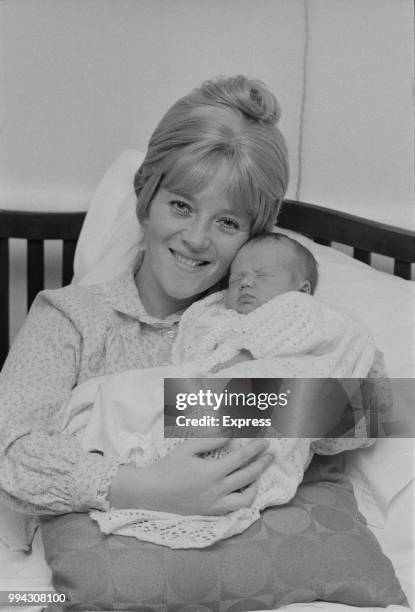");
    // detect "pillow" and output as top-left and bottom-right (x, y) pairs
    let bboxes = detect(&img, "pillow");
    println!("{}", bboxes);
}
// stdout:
(345, 437), (415, 527)
(274, 228), (415, 379)
(40, 454), (408, 611)
(0, 498), (38, 552)
(73, 149), (144, 283)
